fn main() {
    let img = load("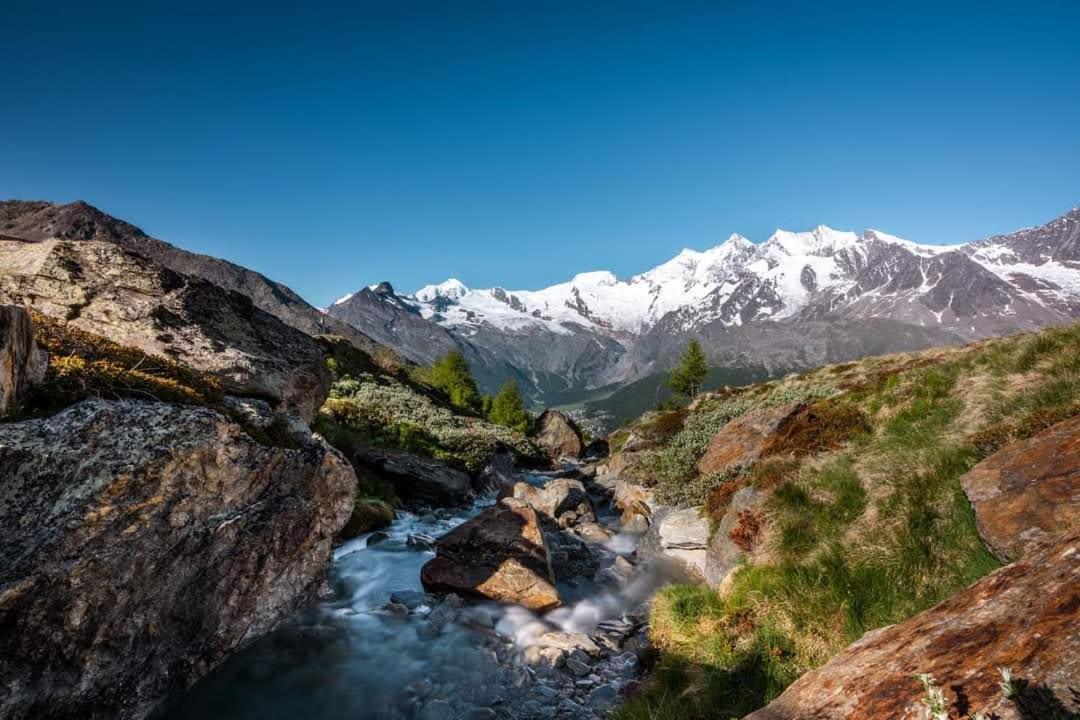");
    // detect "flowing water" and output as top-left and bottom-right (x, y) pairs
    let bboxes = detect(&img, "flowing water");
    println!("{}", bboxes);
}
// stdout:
(156, 470), (682, 720)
